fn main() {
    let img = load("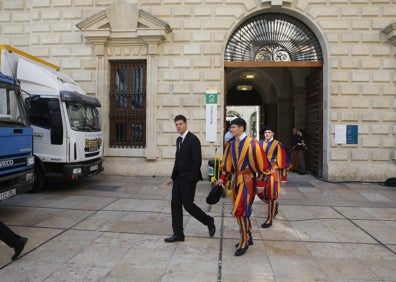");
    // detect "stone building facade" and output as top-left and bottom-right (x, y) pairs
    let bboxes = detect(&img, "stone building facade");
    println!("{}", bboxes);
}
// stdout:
(1, 0), (395, 182)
